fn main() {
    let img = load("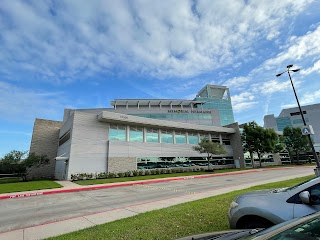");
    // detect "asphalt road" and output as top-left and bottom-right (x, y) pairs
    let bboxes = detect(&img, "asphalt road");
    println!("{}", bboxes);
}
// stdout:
(0, 167), (314, 233)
